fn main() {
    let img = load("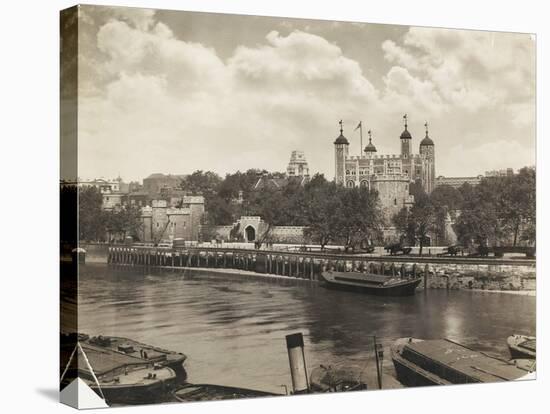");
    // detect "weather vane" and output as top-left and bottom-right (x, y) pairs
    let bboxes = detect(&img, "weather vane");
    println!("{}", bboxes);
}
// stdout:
(339, 119), (343, 134)
(403, 114), (408, 128)
(424, 121), (429, 134)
